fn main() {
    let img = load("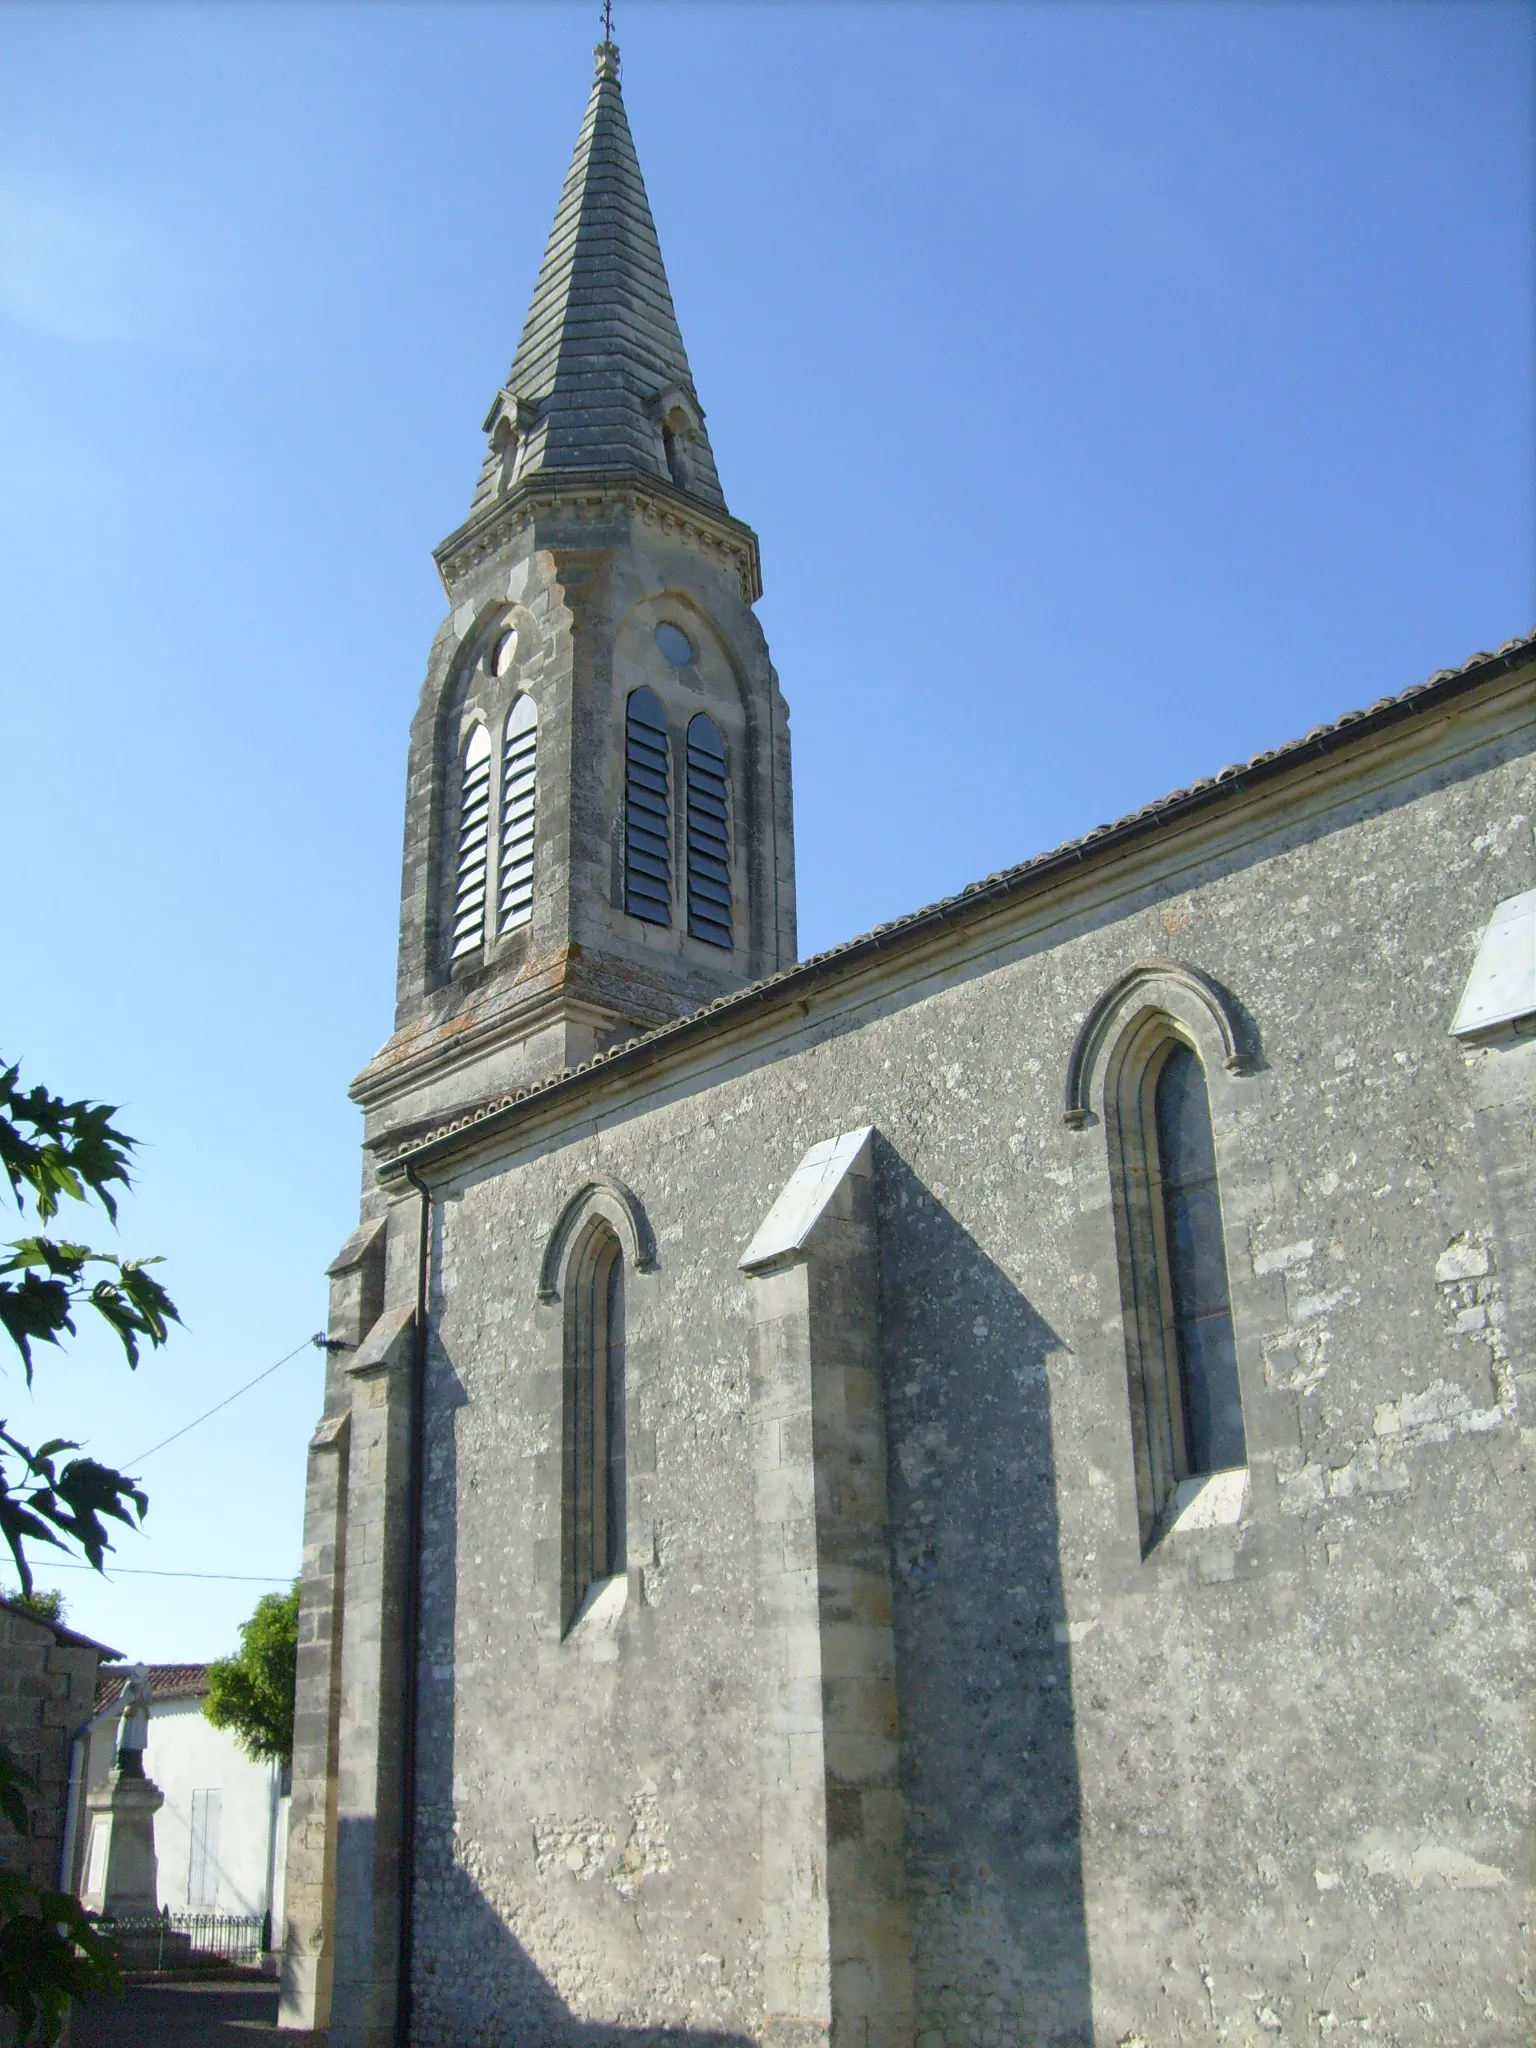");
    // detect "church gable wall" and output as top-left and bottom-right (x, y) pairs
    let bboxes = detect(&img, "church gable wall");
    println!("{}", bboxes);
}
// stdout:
(407, 698), (1533, 2046)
